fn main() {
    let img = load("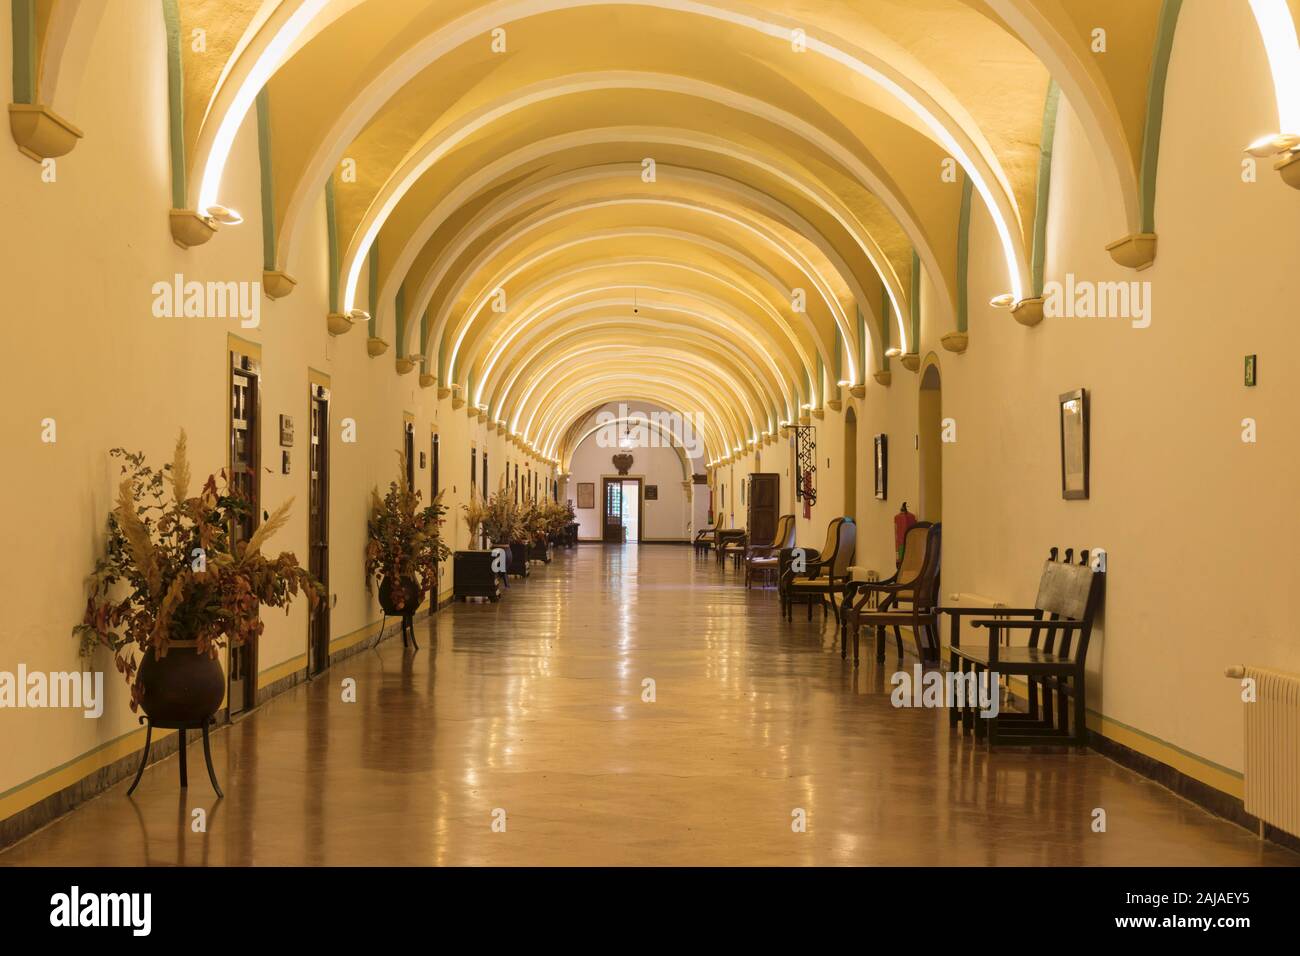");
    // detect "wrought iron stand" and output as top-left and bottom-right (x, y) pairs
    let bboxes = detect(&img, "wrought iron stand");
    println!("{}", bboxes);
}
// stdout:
(126, 715), (223, 797)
